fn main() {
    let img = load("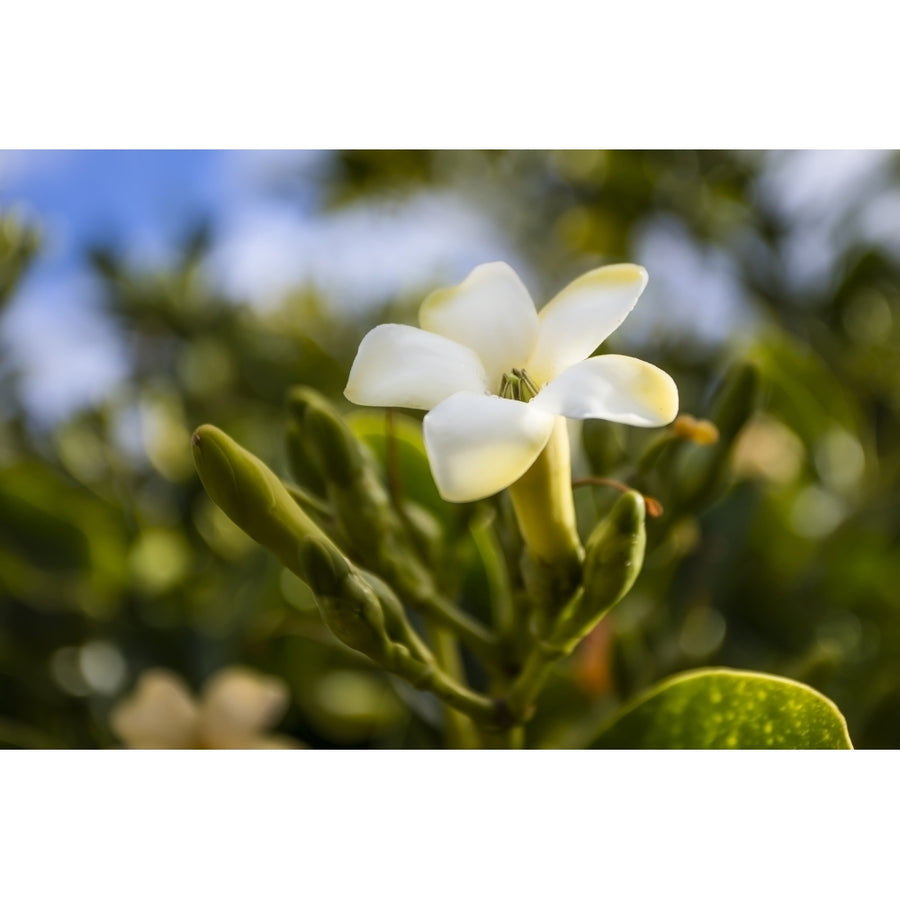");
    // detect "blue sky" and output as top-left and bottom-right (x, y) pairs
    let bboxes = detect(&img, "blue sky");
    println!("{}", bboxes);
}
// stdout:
(1, 151), (233, 273)
(1, 149), (897, 424)
(0, 149), (518, 302)
(0, 150), (515, 422)
(0, 151), (251, 422)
